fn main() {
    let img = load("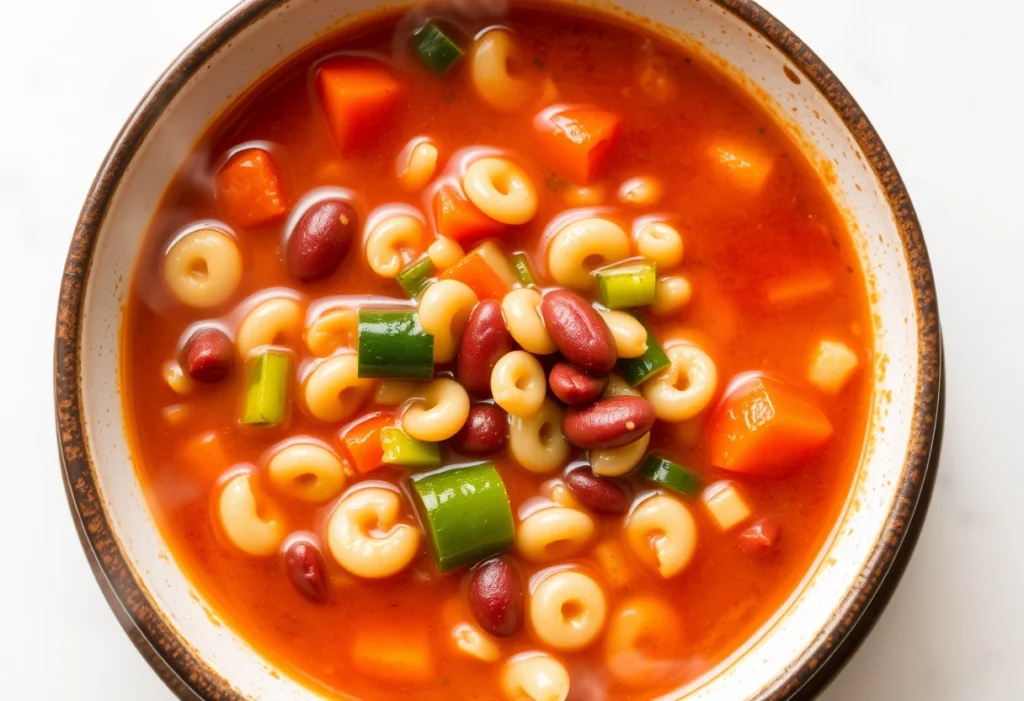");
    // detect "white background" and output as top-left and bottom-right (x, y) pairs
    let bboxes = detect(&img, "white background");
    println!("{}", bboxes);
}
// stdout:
(0, 0), (1020, 699)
